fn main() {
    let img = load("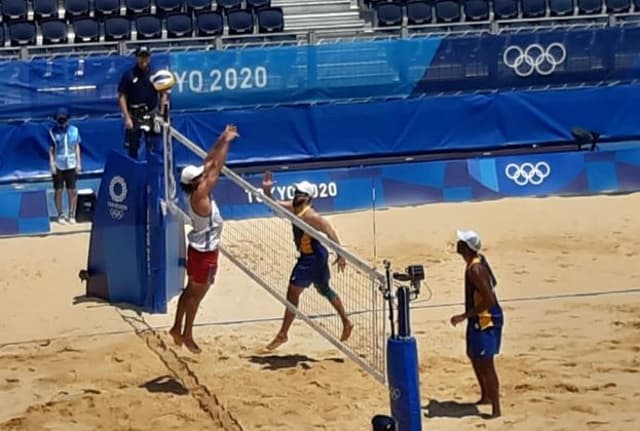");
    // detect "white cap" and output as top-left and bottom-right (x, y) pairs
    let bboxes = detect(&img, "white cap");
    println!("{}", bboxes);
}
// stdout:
(180, 165), (204, 184)
(456, 229), (482, 252)
(293, 180), (315, 197)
